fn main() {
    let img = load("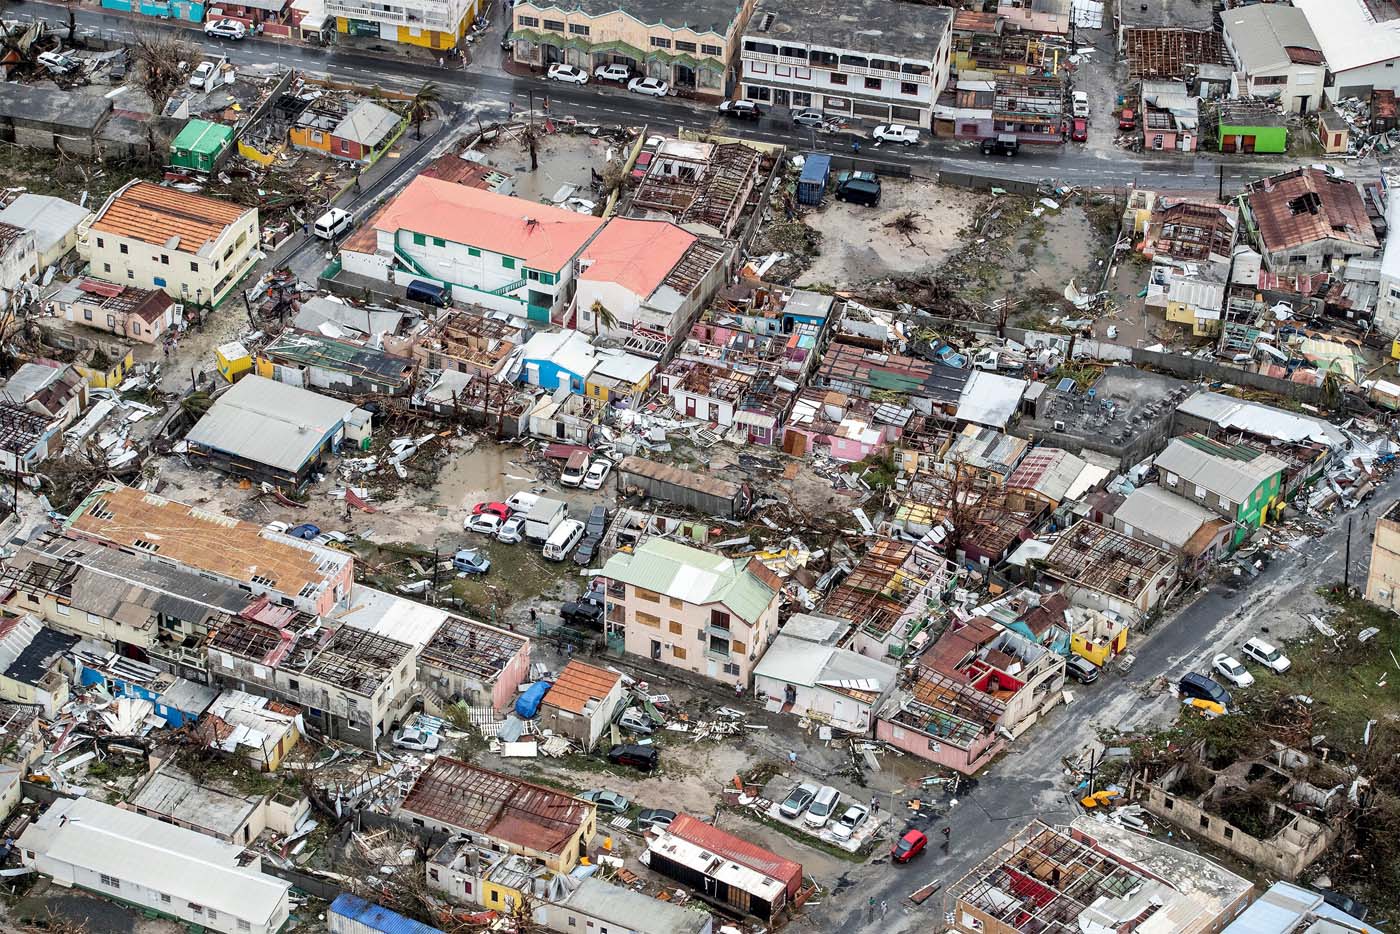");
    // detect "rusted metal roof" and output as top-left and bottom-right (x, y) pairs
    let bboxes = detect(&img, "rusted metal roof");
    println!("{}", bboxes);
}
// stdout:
(542, 660), (620, 715)
(1244, 168), (1379, 255)
(90, 181), (249, 253)
(665, 814), (803, 897)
